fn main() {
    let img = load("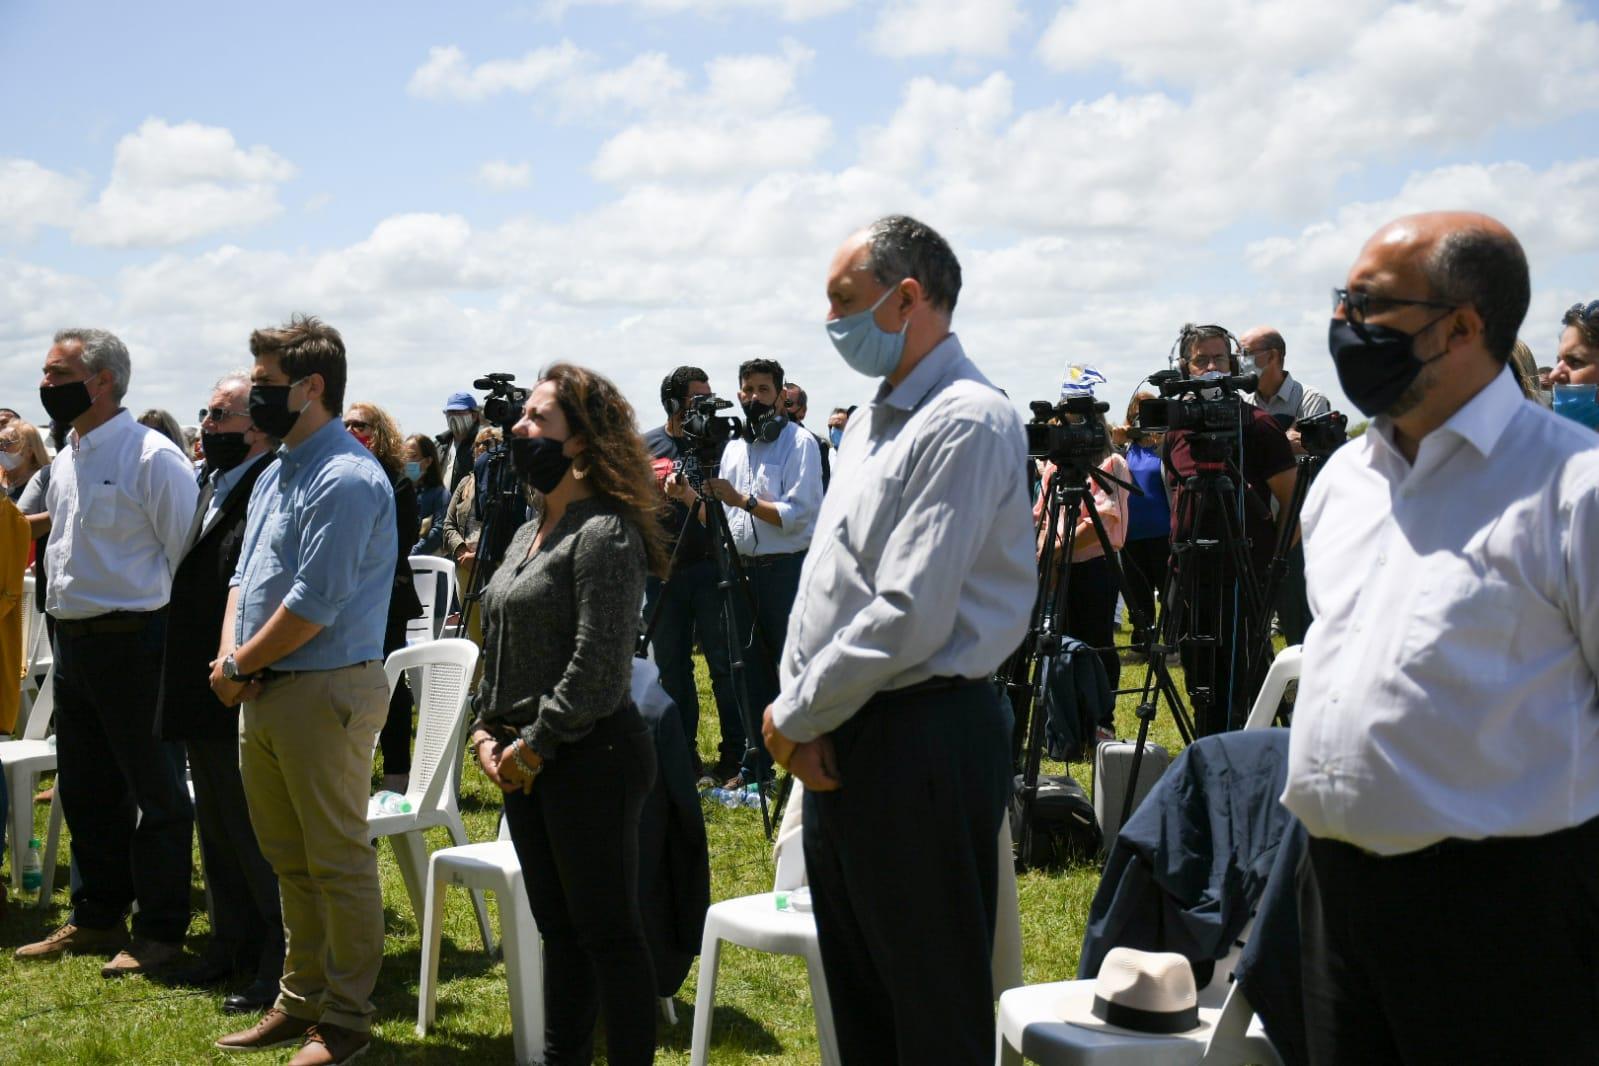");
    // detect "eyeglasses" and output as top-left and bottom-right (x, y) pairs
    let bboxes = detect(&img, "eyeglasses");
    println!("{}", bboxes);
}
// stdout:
(344, 419), (371, 432)
(1567, 300), (1599, 324)
(199, 406), (248, 422)
(1332, 287), (1456, 323)
(0, 439), (19, 453)
(1239, 345), (1282, 360)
